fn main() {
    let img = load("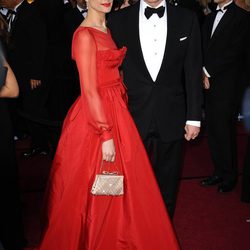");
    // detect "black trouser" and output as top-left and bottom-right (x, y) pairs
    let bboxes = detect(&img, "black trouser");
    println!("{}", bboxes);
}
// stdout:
(143, 121), (183, 218)
(0, 176), (25, 250)
(0, 101), (25, 250)
(242, 136), (250, 202)
(20, 78), (50, 149)
(206, 97), (238, 185)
